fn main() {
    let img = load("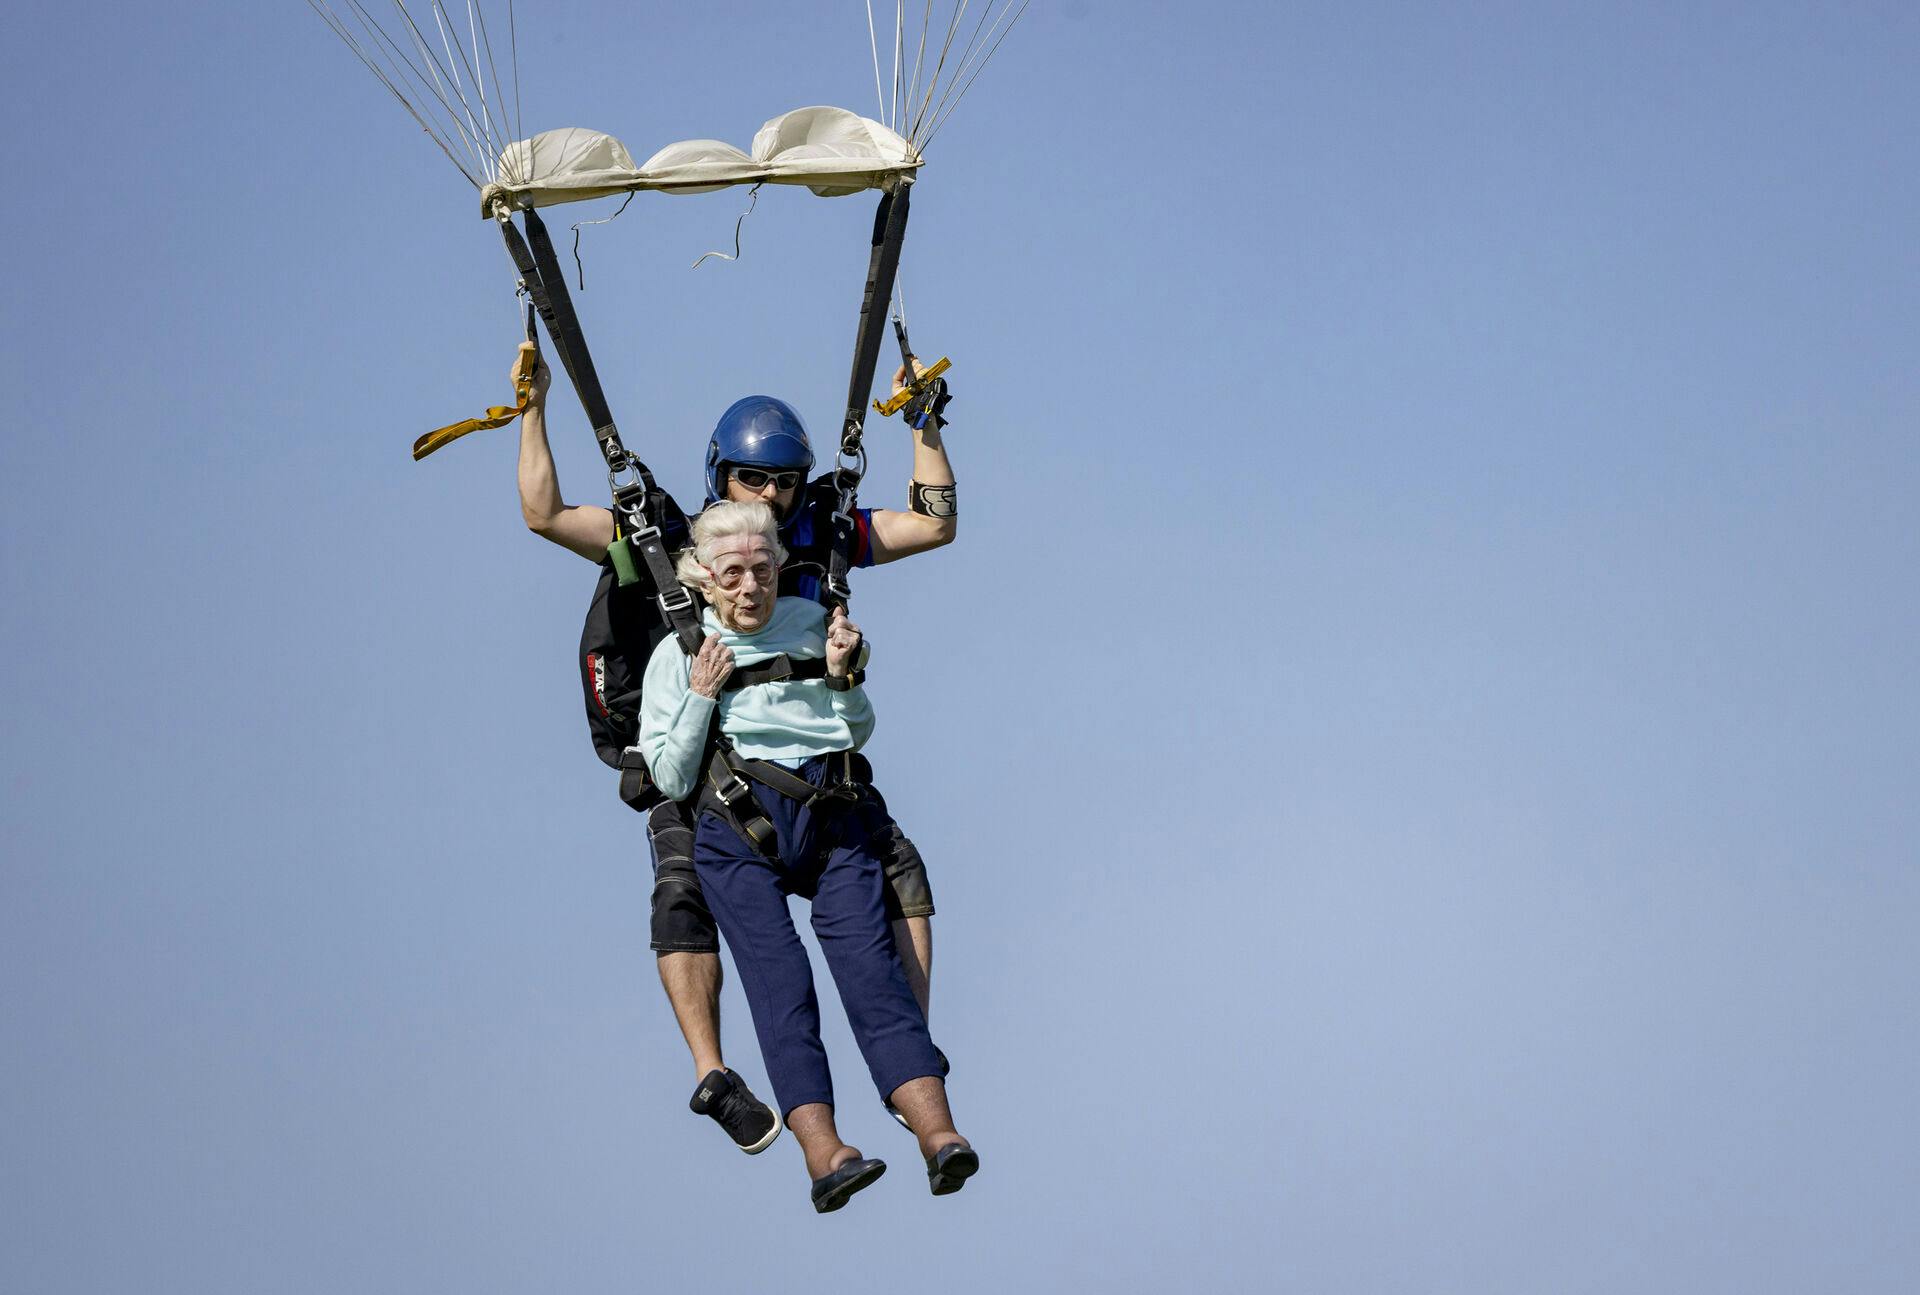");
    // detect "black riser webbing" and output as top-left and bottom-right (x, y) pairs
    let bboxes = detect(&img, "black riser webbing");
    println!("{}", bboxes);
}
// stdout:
(841, 185), (913, 442)
(497, 206), (703, 654)
(826, 184), (913, 606)
(521, 208), (618, 438)
(497, 218), (588, 434)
